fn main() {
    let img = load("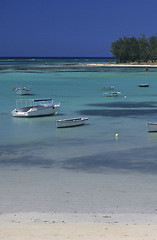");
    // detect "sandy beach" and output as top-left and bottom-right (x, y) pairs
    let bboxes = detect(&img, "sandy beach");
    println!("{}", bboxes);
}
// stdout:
(0, 213), (157, 240)
(0, 168), (157, 240)
(1, 223), (157, 240)
(87, 62), (157, 67)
